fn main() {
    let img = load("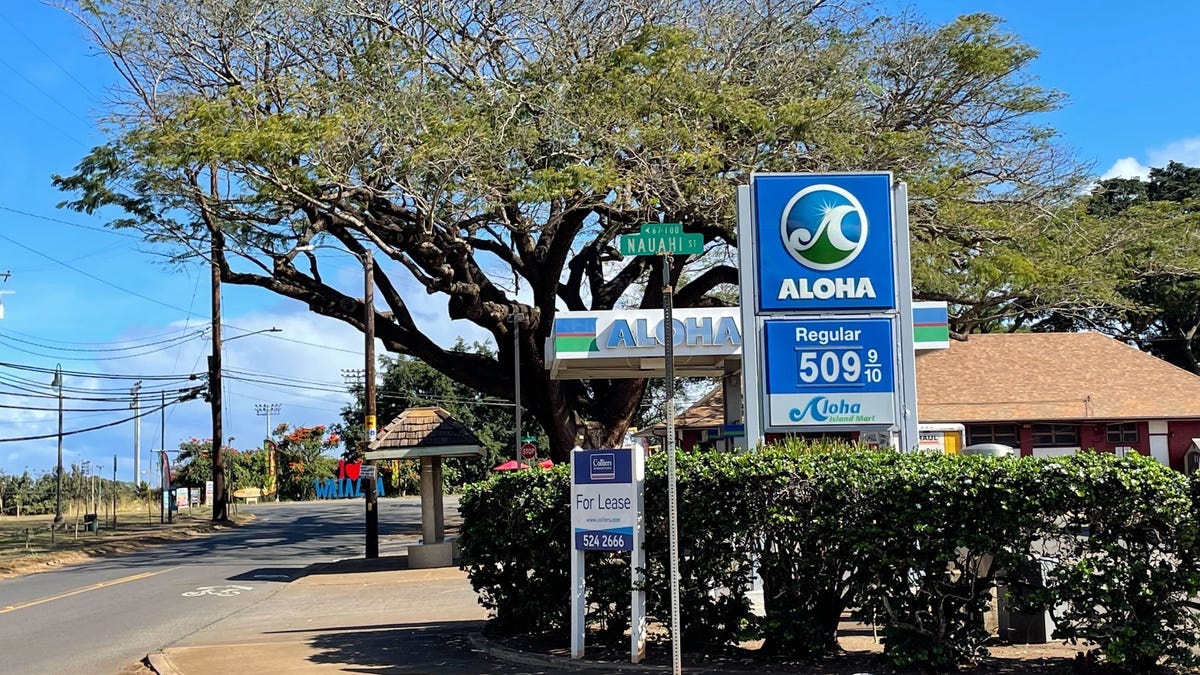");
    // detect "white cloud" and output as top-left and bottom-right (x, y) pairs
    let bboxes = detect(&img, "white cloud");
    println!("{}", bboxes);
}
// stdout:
(1101, 136), (1200, 181)
(1147, 137), (1200, 168)
(1100, 157), (1151, 180)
